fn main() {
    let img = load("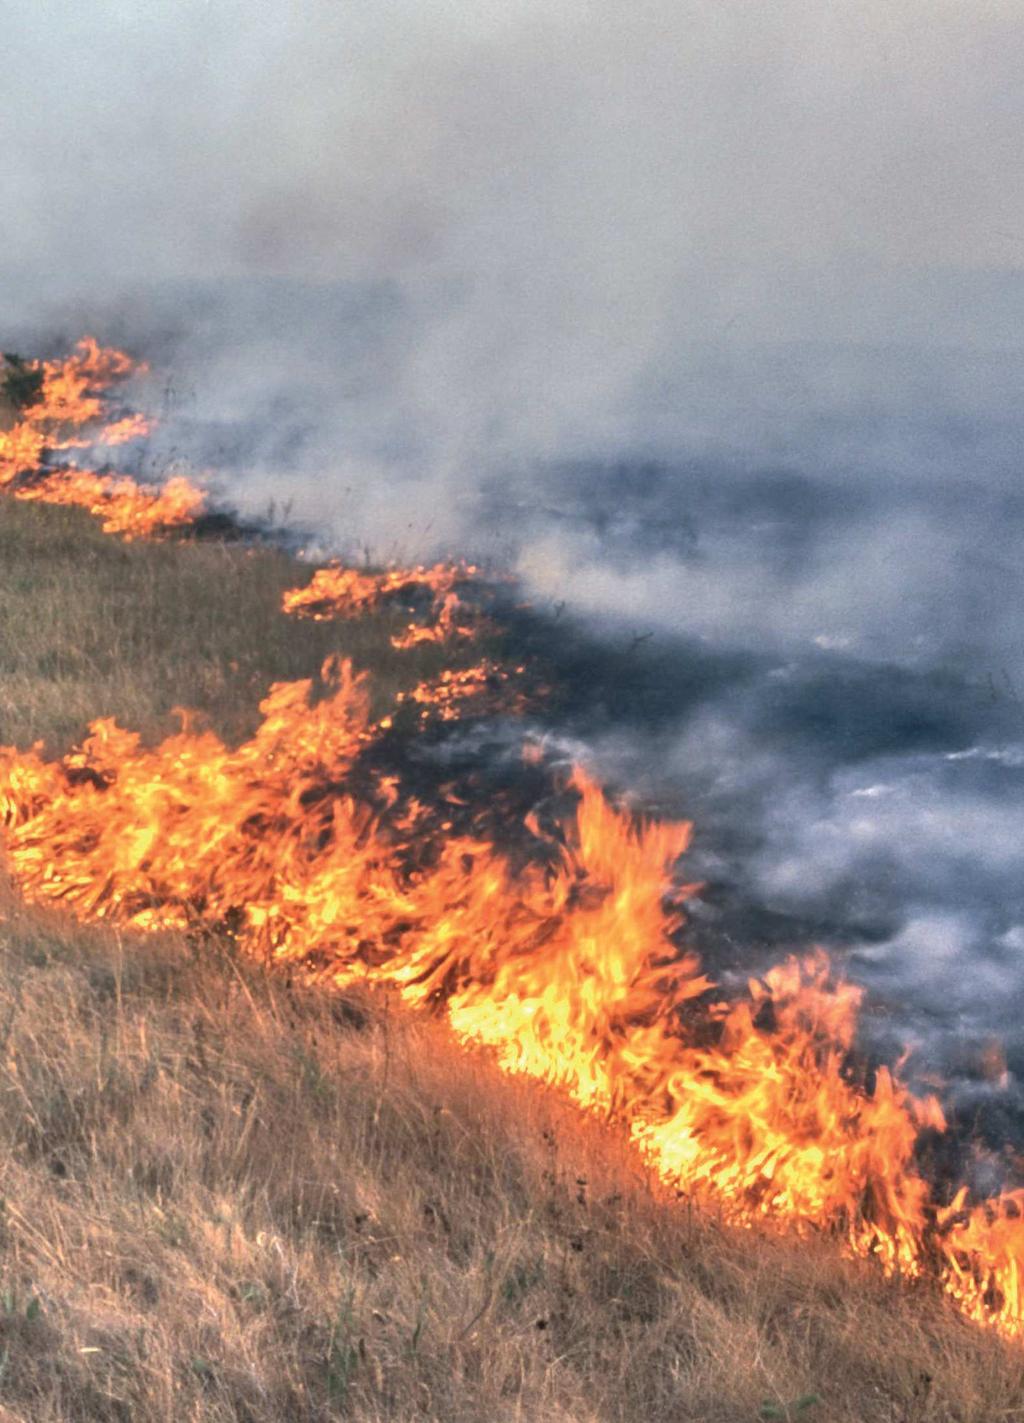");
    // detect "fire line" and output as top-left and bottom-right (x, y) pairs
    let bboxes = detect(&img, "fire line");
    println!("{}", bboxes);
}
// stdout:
(0, 340), (1021, 1340)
